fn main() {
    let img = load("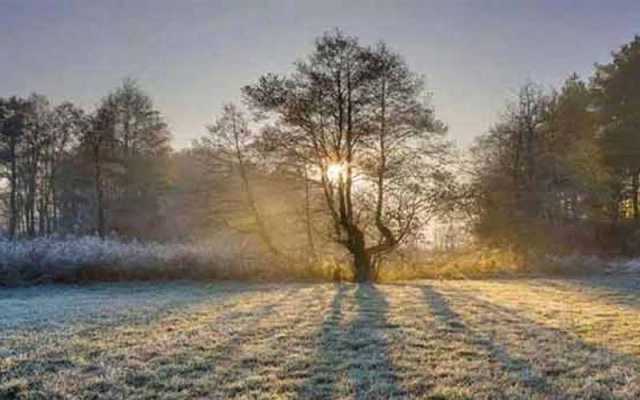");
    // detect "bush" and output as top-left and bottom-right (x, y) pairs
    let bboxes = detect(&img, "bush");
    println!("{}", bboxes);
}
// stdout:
(0, 236), (333, 286)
